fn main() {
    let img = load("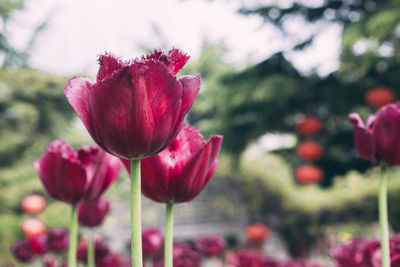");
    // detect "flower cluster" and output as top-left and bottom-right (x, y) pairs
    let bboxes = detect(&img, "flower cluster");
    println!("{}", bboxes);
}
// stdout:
(331, 235), (400, 267)
(11, 227), (69, 263)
